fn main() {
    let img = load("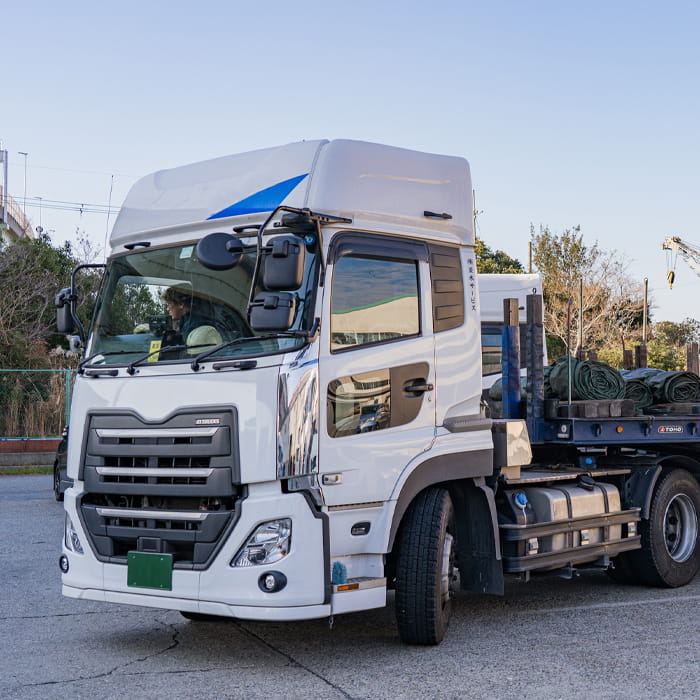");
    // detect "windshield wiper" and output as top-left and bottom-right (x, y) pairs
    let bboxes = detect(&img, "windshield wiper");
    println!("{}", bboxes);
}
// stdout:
(78, 350), (142, 373)
(125, 343), (216, 375)
(190, 321), (319, 372)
